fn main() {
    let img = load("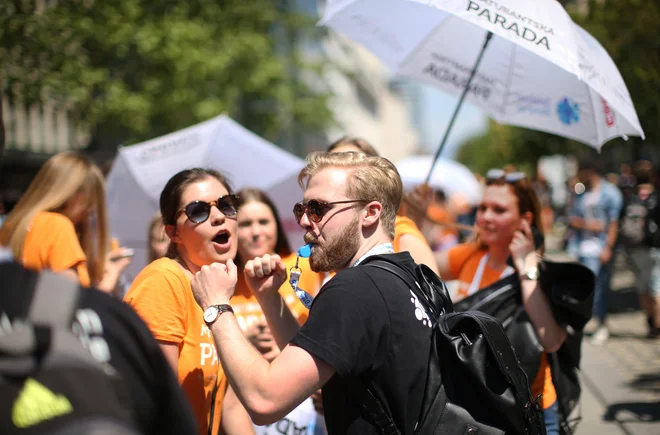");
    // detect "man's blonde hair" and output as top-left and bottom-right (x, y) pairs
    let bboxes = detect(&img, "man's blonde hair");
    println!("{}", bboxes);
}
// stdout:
(298, 152), (403, 239)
